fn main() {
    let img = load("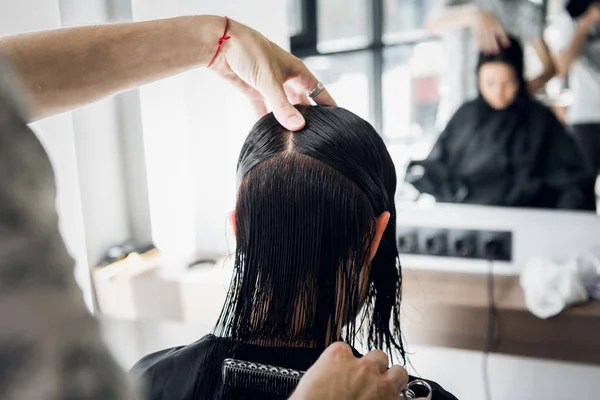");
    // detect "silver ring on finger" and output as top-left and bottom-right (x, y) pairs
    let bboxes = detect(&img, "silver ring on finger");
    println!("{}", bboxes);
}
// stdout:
(306, 81), (325, 99)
